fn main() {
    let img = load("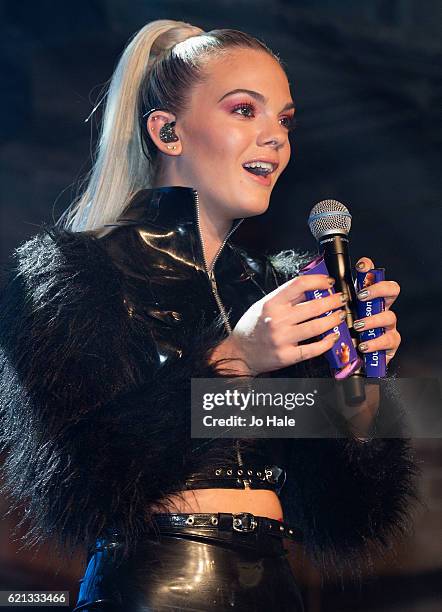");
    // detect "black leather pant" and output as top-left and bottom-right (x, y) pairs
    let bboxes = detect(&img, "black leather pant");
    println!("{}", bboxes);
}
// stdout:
(74, 529), (304, 611)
